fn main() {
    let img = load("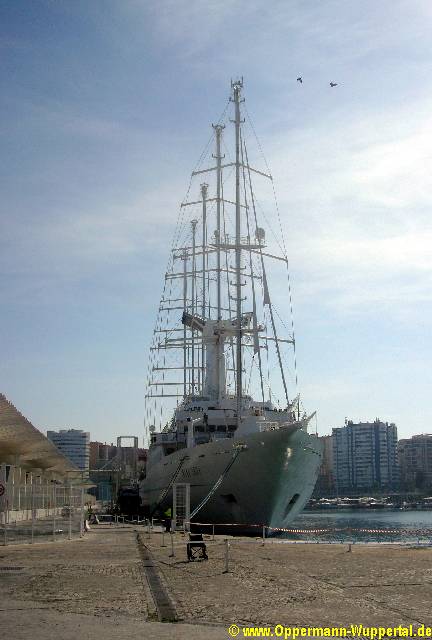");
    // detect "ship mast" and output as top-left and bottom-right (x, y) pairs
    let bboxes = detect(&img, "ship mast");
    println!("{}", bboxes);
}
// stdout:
(190, 219), (198, 395)
(182, 249), (188, 397)
(201, 182), (208, 392)
(213, 123), (224, 402)
(232, 79), (243, 426)
(213, 124), (224, 322)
